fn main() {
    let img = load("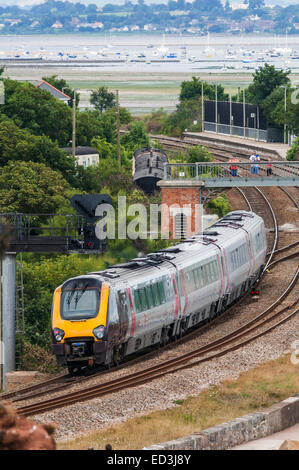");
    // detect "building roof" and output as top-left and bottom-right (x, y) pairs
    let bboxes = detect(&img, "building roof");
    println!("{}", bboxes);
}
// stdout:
(34, 80), (71, 101)
(61, 146), (99, 156)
